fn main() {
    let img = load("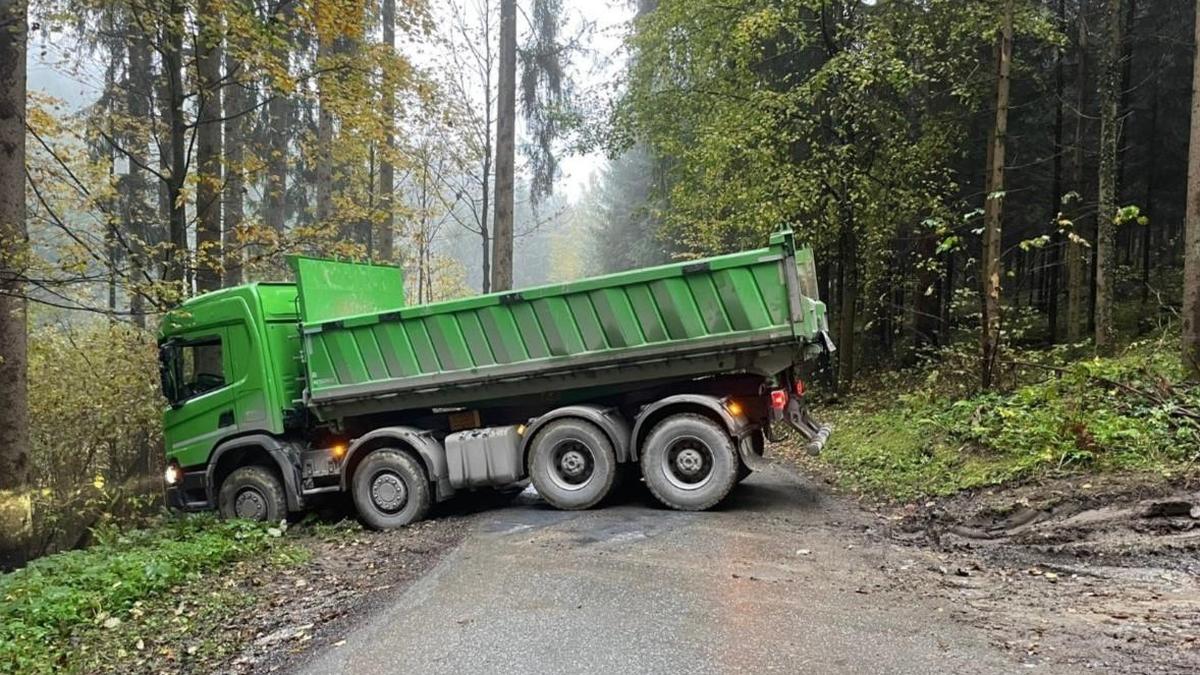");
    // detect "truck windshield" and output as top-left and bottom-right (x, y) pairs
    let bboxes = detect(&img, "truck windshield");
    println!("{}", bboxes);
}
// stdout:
(160, 337), (225, 404)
